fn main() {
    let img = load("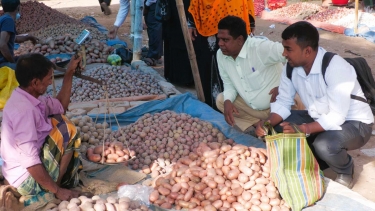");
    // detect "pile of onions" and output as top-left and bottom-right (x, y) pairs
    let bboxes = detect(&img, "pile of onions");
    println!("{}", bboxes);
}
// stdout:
(47, 65), (164, 102)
